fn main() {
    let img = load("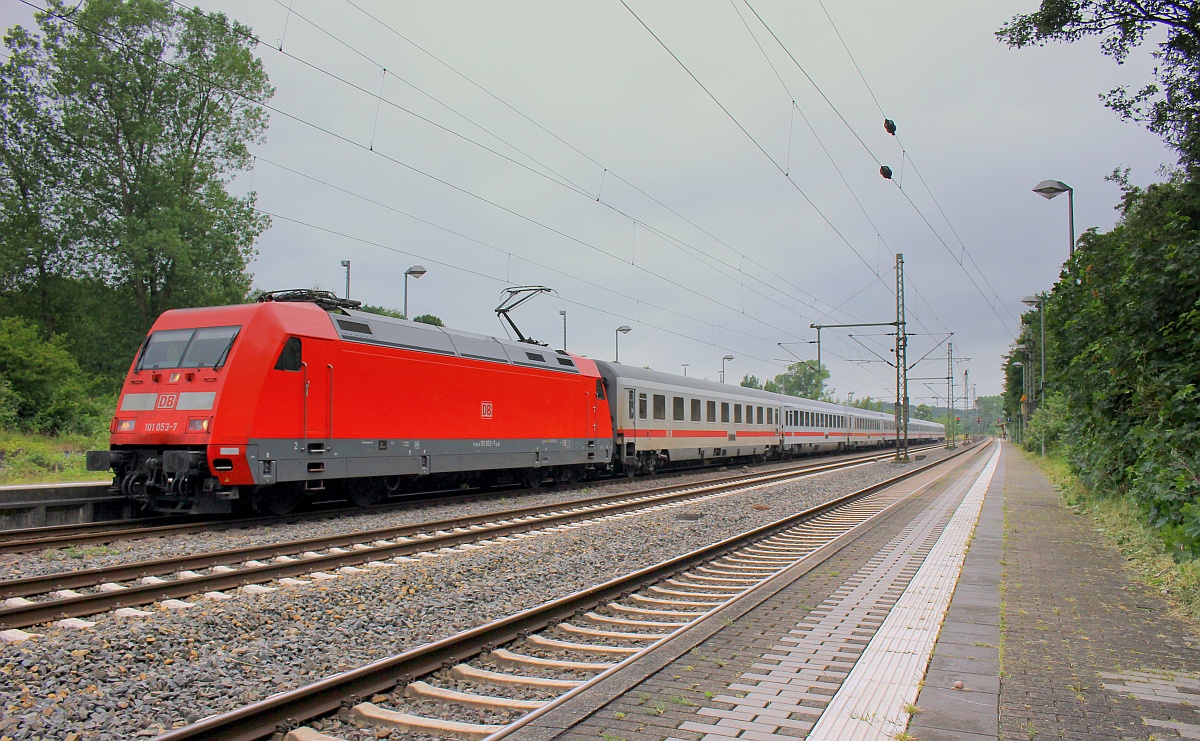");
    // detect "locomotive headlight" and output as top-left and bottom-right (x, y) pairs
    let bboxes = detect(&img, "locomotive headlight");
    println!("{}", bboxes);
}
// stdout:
(187, 417), (211, 433)
(114, 418), (136, 433)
